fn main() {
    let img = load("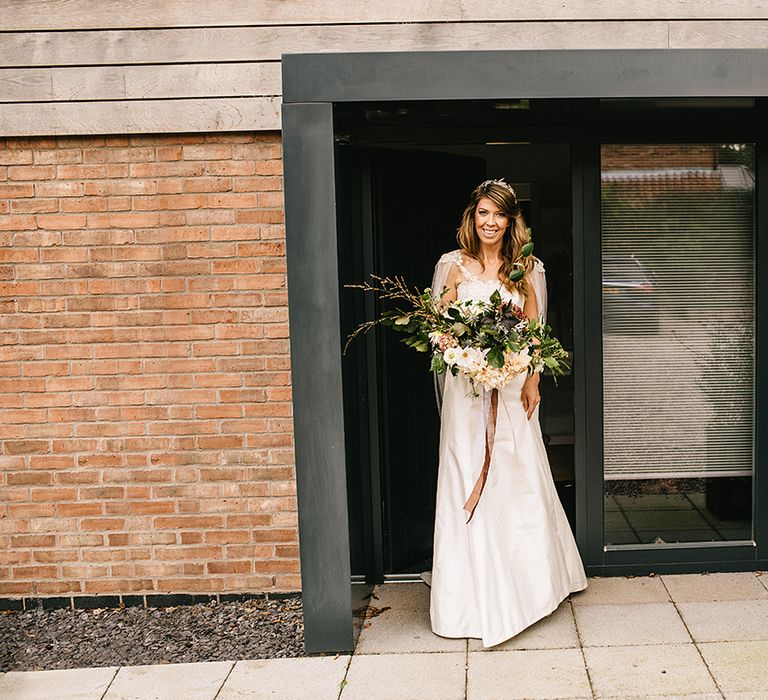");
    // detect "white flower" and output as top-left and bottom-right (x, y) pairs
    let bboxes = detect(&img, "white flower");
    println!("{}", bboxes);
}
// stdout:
(443, 347), (460, 366)
(454, 346), (484, 372)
